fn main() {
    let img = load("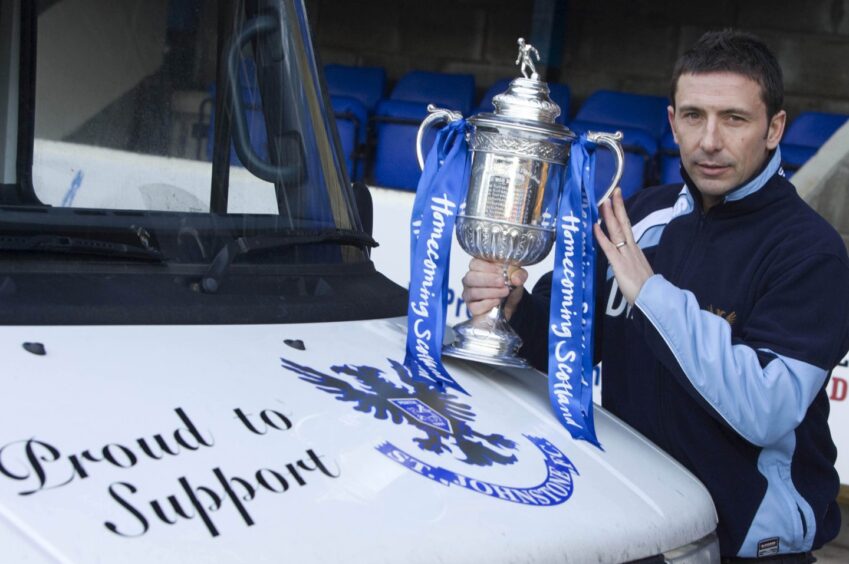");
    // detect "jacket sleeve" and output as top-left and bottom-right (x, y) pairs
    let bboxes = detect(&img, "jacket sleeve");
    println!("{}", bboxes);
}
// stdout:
(632, 253), (849, 447)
